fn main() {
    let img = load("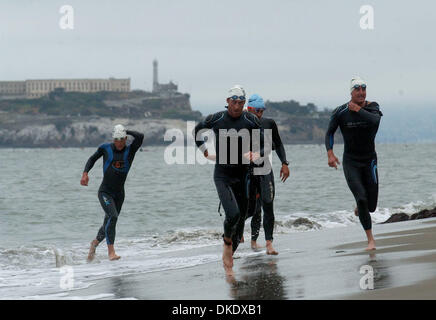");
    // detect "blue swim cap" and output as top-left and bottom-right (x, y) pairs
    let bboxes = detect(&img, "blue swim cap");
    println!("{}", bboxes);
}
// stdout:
(247, 94), (265, 109)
